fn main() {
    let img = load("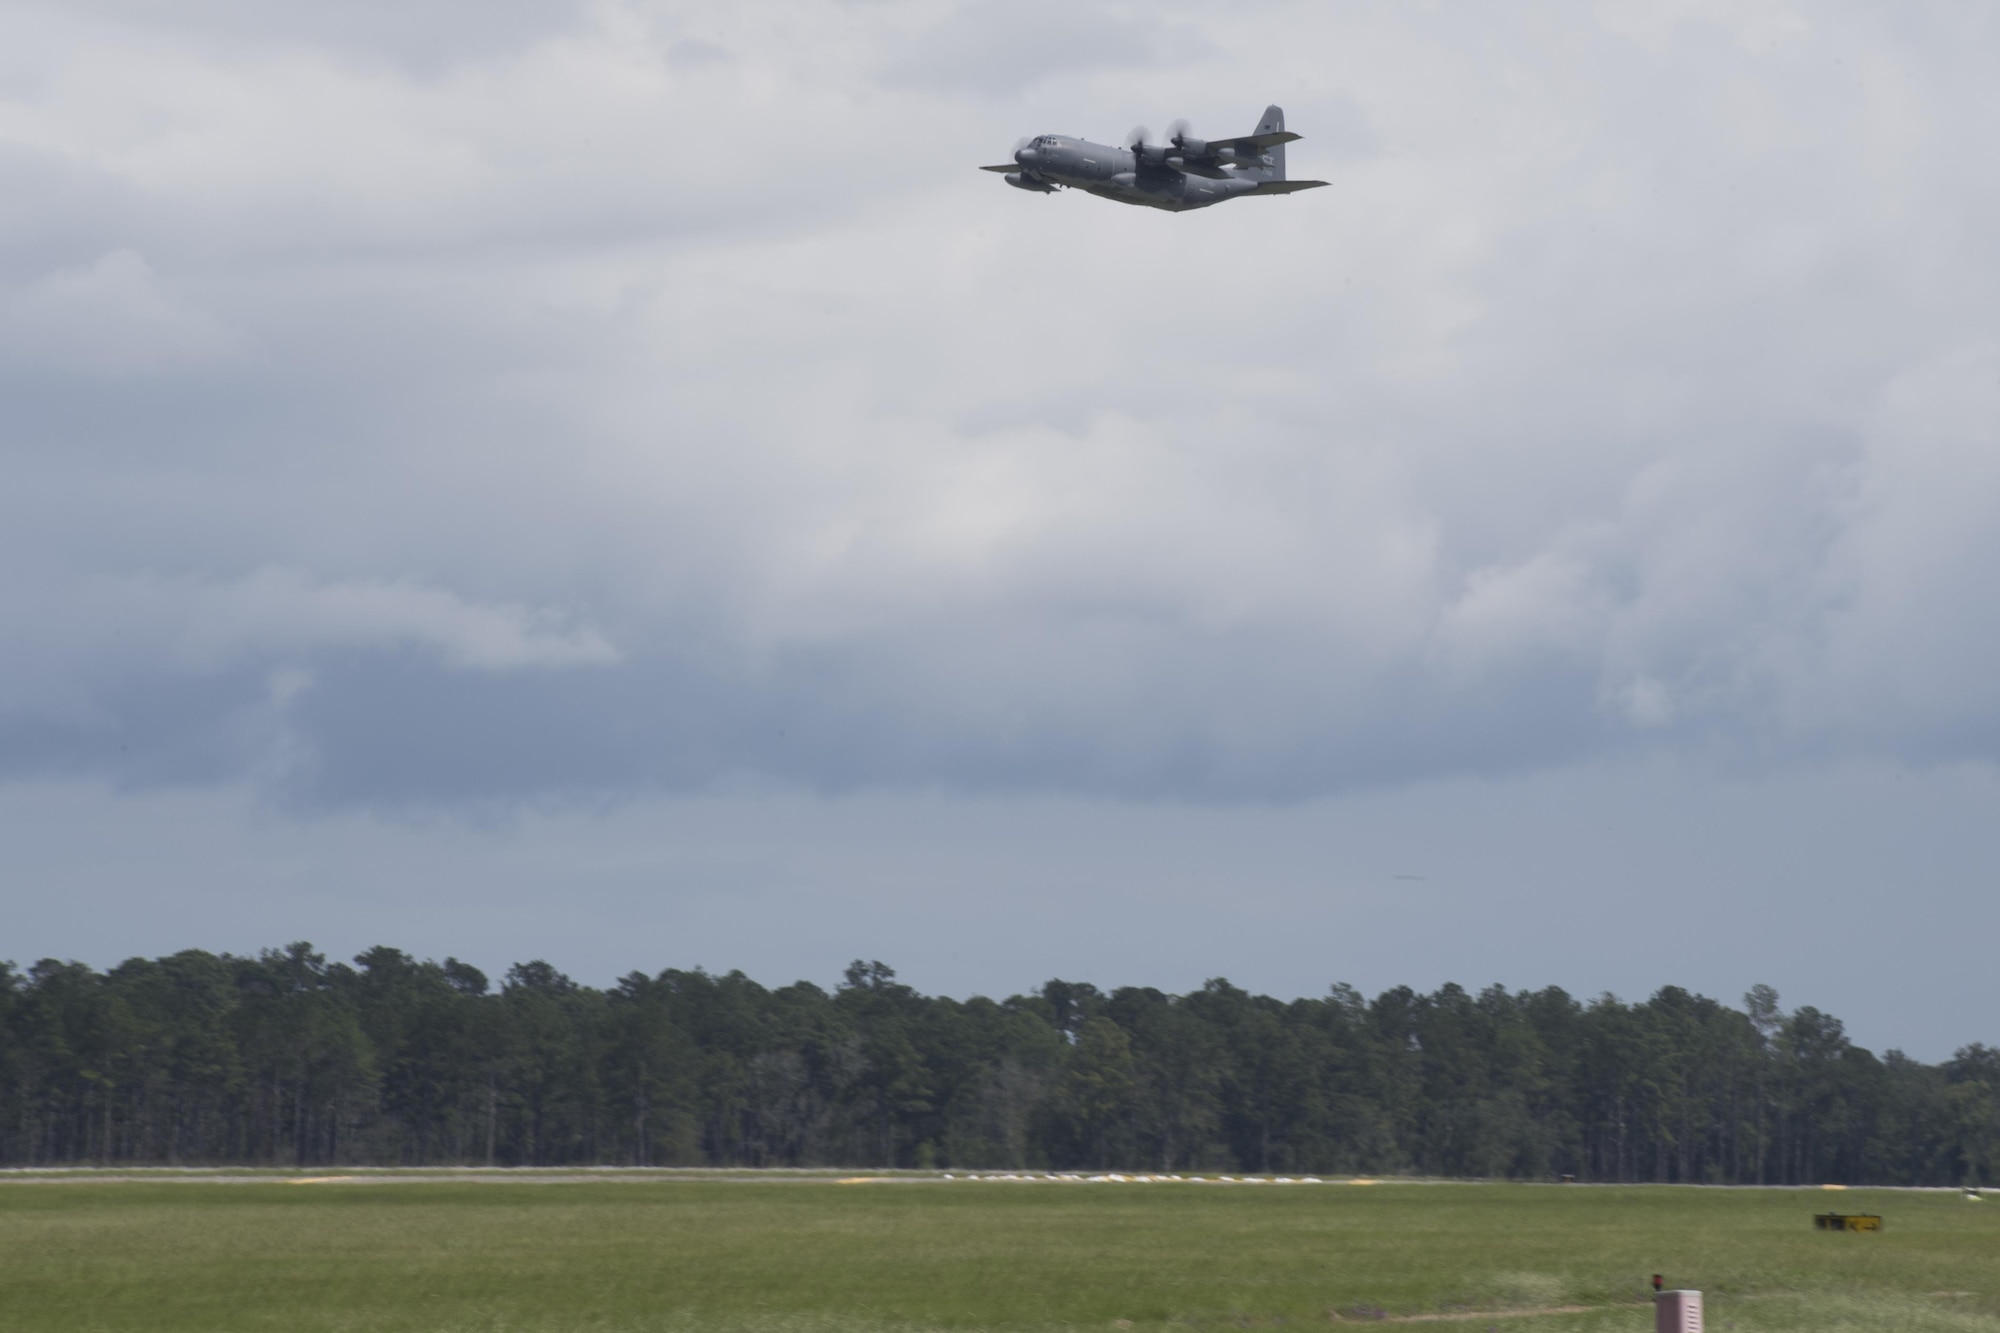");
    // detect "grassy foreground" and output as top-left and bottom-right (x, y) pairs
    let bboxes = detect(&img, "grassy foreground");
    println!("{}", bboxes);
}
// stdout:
(0, 1176), (1994, 1333)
